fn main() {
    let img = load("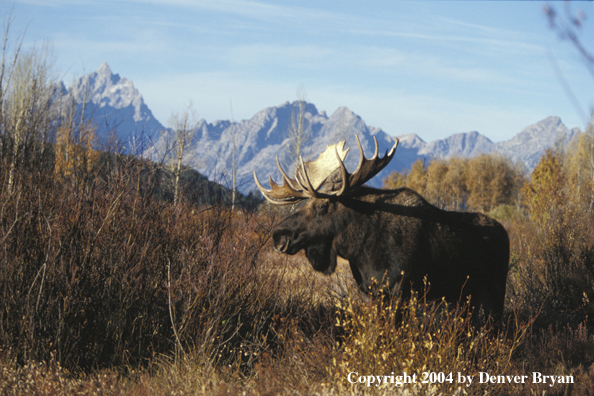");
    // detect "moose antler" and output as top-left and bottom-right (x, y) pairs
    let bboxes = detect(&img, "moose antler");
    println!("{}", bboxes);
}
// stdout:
(337, 135), (399, 193)
(253, 135), (399, 205)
